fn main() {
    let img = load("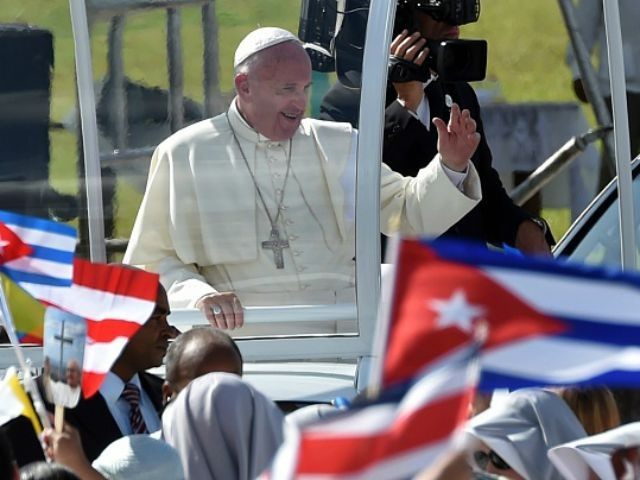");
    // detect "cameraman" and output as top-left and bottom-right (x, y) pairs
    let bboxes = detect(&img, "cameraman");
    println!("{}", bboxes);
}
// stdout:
(384, 0), (552, 255)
